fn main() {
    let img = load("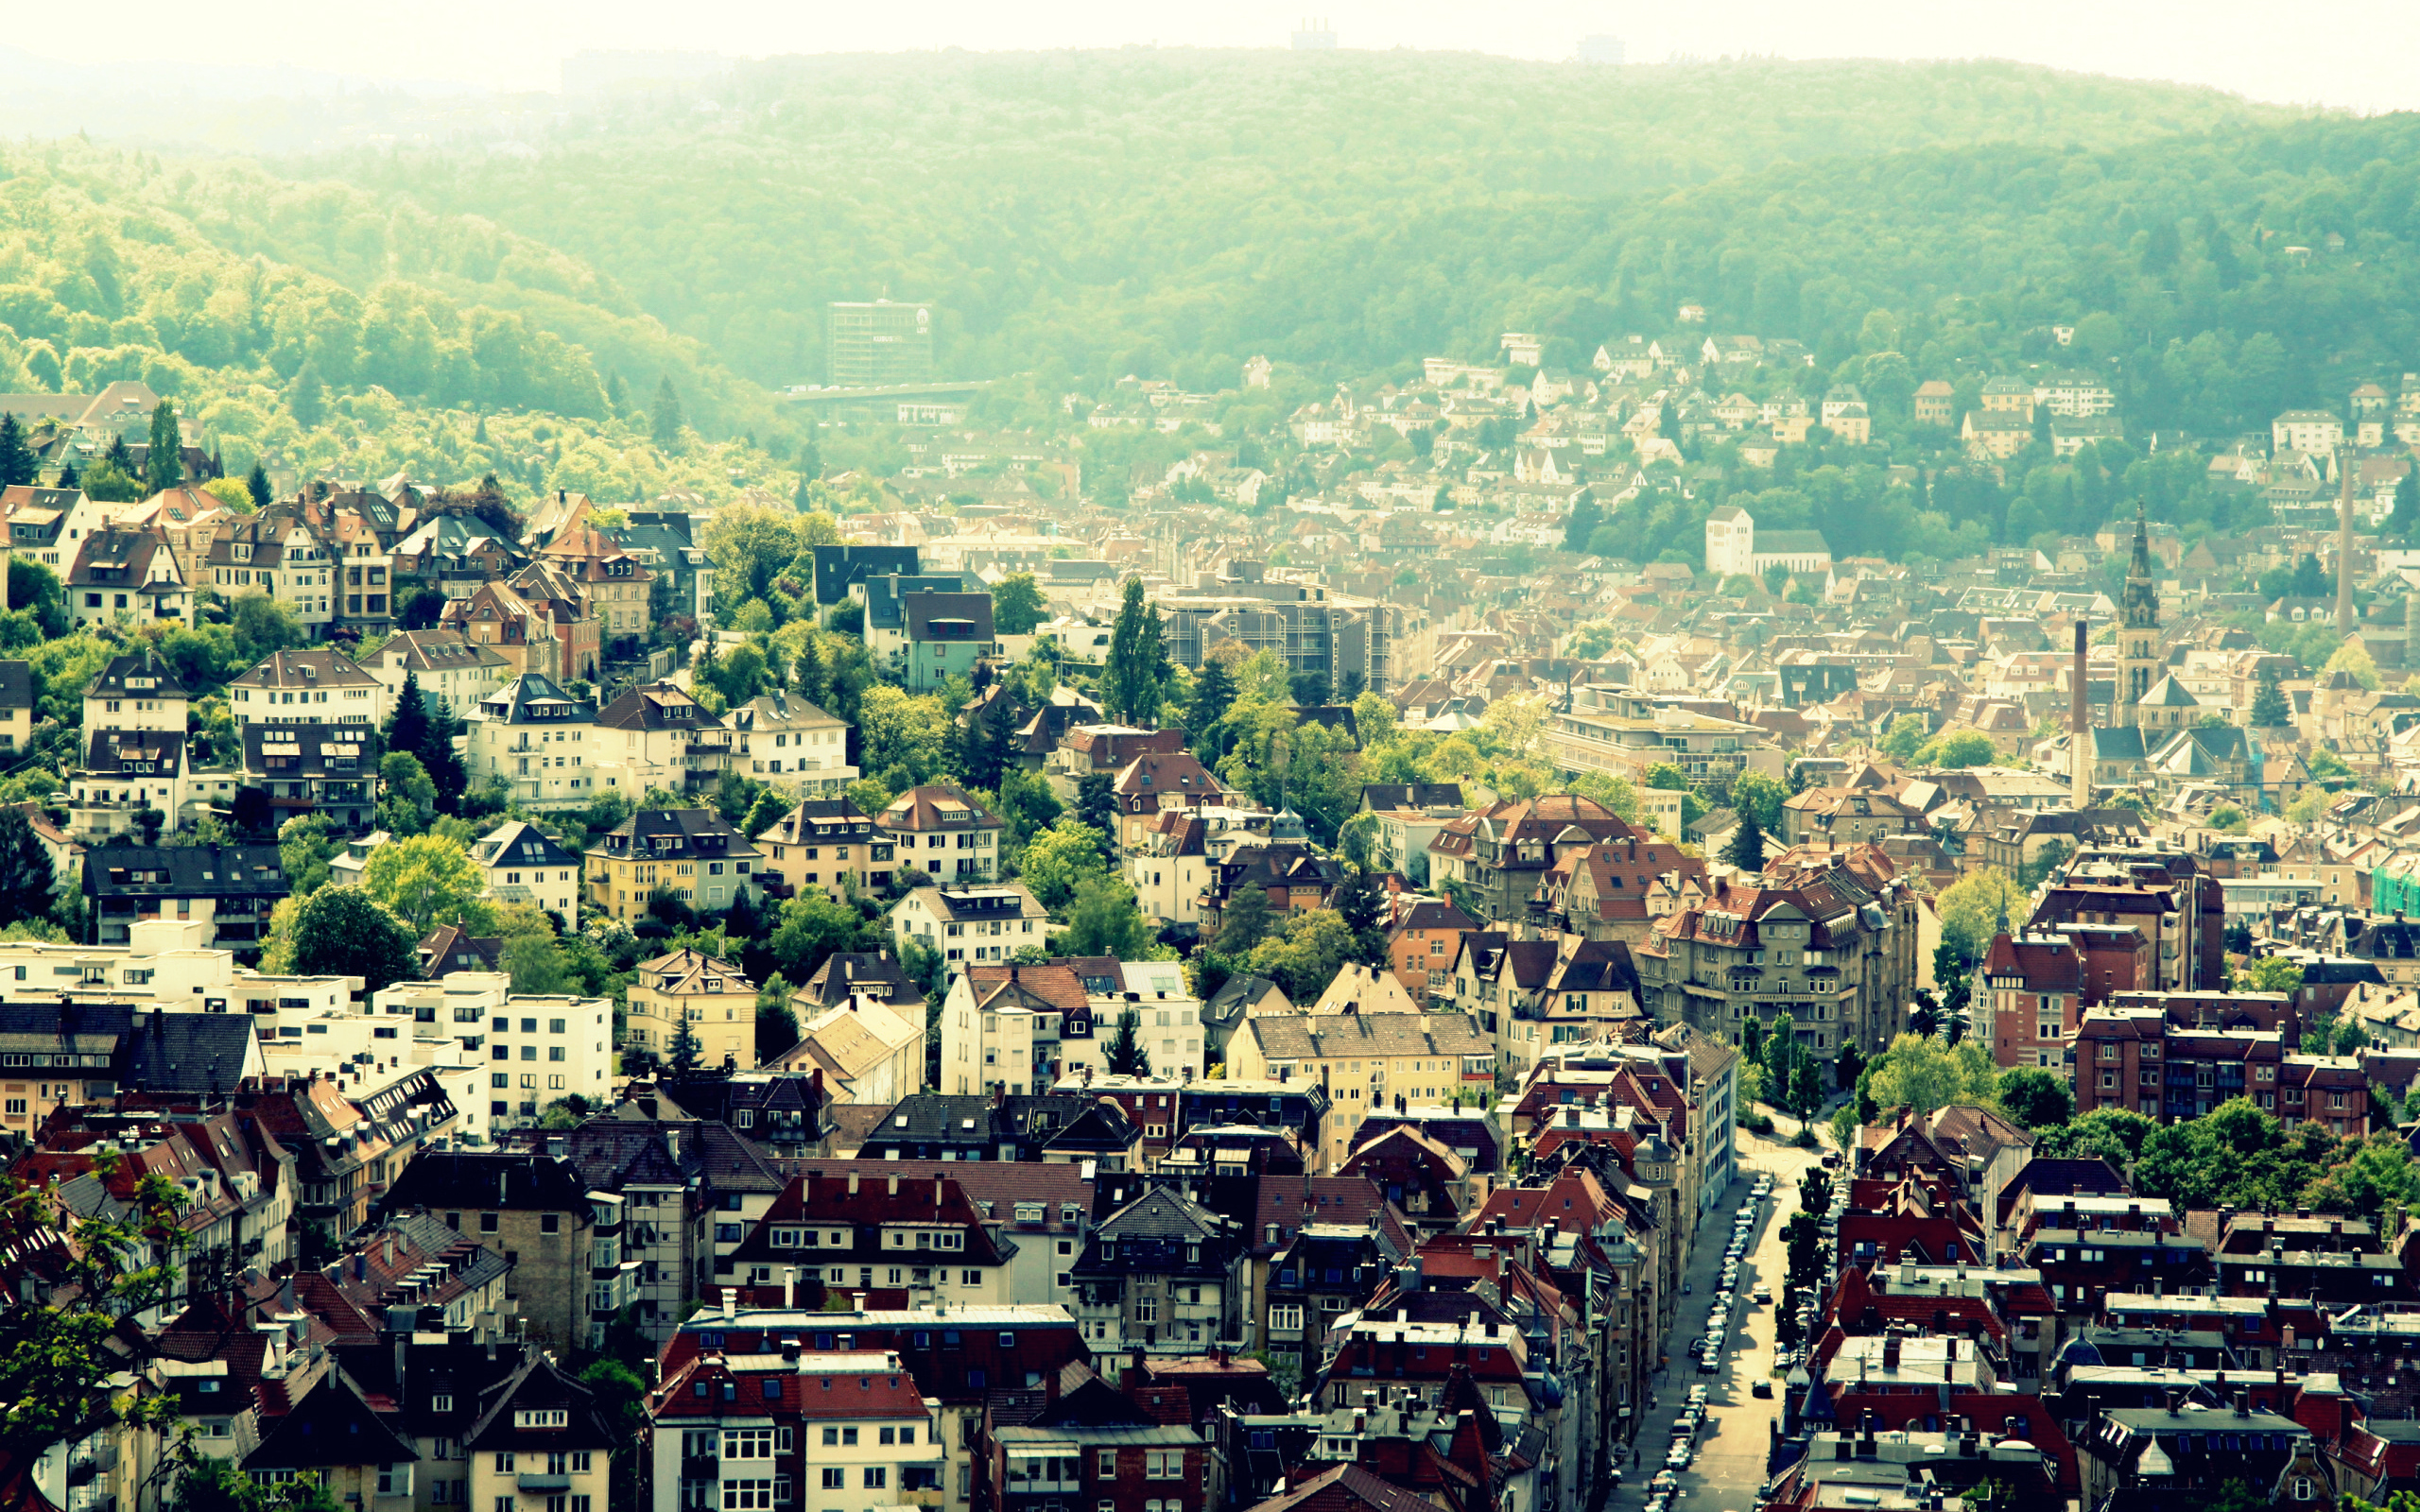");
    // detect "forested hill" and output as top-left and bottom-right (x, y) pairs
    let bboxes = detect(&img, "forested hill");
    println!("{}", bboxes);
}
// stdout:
(288, 52), (2297, 390)
(0, 142), (801, 502)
